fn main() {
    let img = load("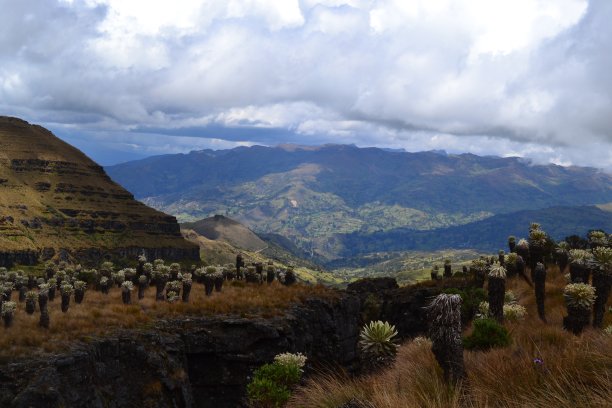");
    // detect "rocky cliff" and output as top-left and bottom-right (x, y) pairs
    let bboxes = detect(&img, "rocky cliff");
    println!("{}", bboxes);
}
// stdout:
(0, 117), (198, 266)
(0, 295), (361, 408)
(0, 278), (455, 408)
